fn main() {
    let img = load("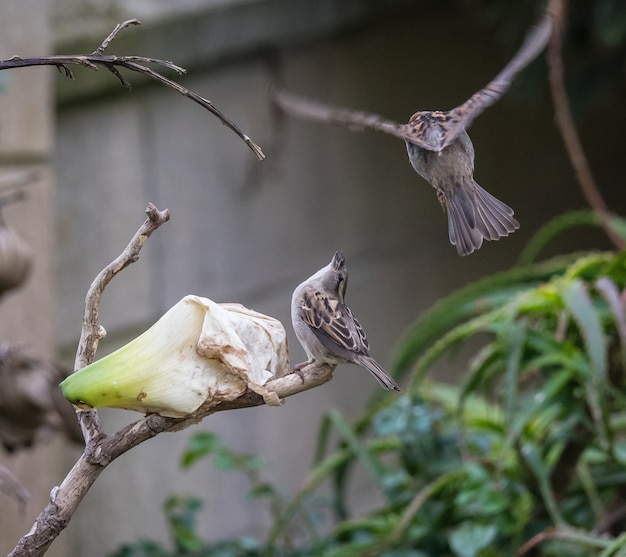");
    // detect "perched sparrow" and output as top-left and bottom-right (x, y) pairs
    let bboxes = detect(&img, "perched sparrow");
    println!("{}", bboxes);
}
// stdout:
(291, 251), (400, 391)
(272, 10), (553, 255)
